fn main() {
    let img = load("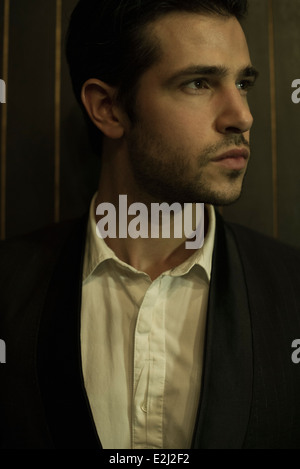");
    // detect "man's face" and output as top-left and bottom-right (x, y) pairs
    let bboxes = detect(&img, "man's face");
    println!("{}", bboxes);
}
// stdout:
(124, 12), (257, 205)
